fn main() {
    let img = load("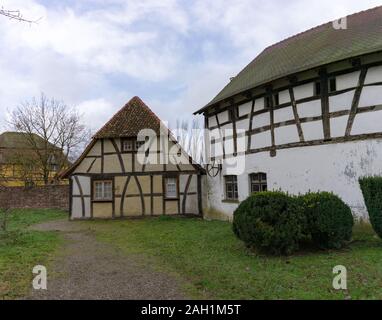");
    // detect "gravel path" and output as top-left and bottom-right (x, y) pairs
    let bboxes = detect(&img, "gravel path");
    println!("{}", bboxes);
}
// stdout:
(26, 220), (187, 300)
